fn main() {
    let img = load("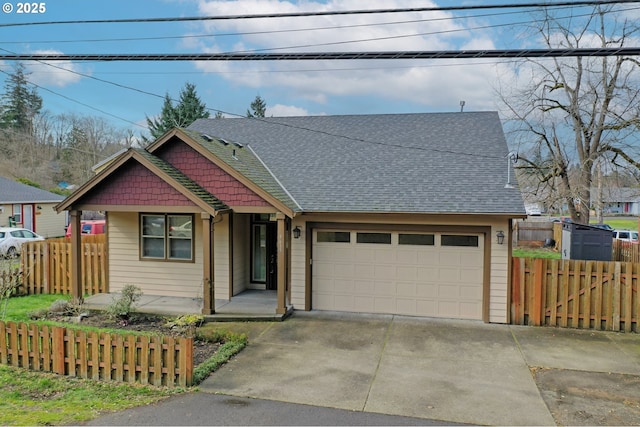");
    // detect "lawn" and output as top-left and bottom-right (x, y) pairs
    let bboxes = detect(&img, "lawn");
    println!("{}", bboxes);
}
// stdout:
(513, 247), (561, 259)
(598, 218), (638, 231)
(0, 294), (247, 426)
